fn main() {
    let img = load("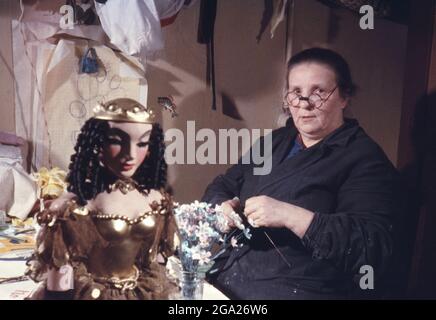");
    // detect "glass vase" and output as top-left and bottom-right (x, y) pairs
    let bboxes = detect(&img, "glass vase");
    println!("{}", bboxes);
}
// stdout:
(179, 271), (205, 300)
